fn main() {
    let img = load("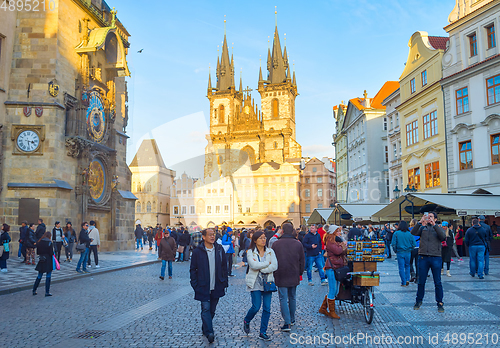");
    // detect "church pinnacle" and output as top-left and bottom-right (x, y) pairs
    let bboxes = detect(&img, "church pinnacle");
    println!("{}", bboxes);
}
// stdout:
(215, 17), (235, 91)
(267, 24), (288, 84)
